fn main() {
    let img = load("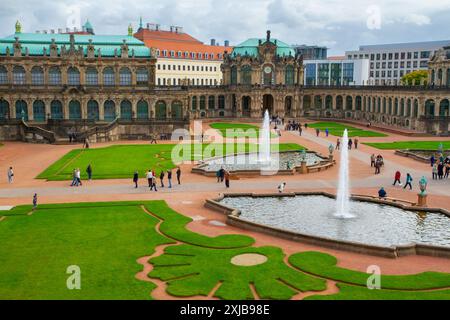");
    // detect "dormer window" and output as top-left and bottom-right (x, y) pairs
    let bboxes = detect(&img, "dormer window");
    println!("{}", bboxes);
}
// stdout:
(177, 51), (182, 58)
(163, 50), (168, 57)
(185, 51), (189, 58)
(191, 52), (195, 59)
(156, 49), (160, 57)
(170, 50), (175, 57)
